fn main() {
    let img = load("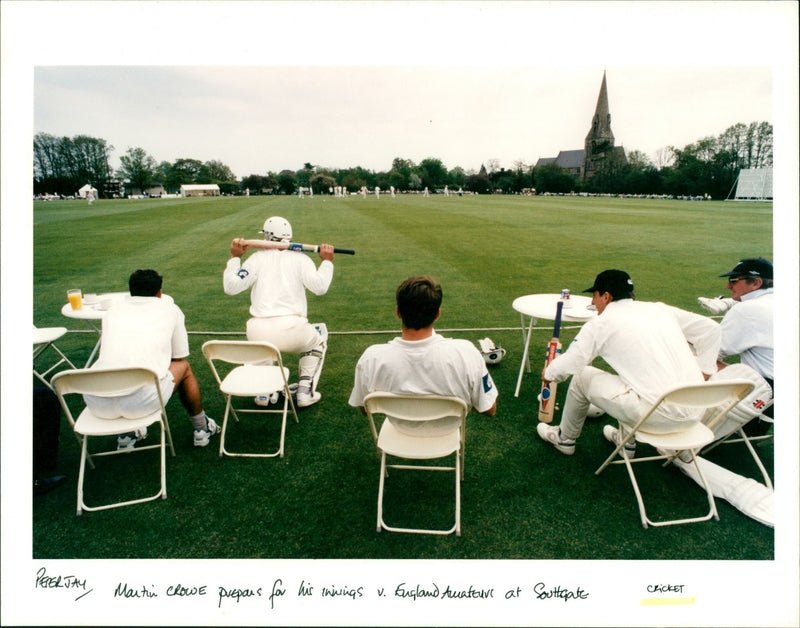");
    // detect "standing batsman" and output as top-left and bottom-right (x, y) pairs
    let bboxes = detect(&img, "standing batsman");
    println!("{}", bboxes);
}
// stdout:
(223, 216), (335, 408)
